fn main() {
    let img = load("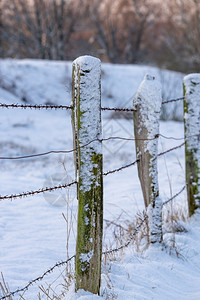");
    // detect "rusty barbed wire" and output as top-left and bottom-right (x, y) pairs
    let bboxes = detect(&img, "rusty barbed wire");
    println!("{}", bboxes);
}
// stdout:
(156, 142), (185, 159)
(0, 255), (75, 300)
(0, 103), (73, 110)
(162, 97), (184, 104)
(0, 218), (146, 299)
(0, 142), (185, 201)
(162, 185), (186, 206)
(0, 181), (77, 202)
(0, 134), (187, 160)
(101, 106), (136, 112)
(103, 141), (185, 176)
(0, 96), (184, 112)
(101, 97), (184, 112)
(103, 159), (139, 176)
